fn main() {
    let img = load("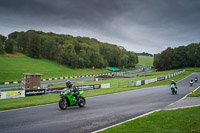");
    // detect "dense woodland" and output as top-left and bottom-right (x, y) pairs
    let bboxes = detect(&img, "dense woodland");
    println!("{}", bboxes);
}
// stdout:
(0, 30), (138, 68)
(154, 43), (200, 70)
